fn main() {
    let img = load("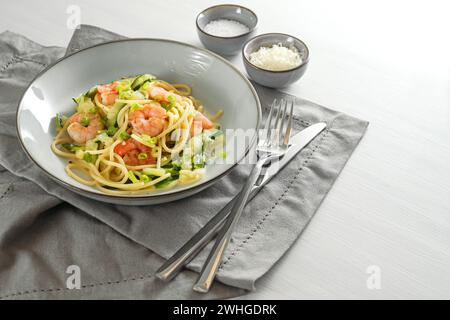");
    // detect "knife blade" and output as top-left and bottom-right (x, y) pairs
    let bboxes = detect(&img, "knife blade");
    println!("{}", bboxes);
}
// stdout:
(155, 122), (327, 281)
